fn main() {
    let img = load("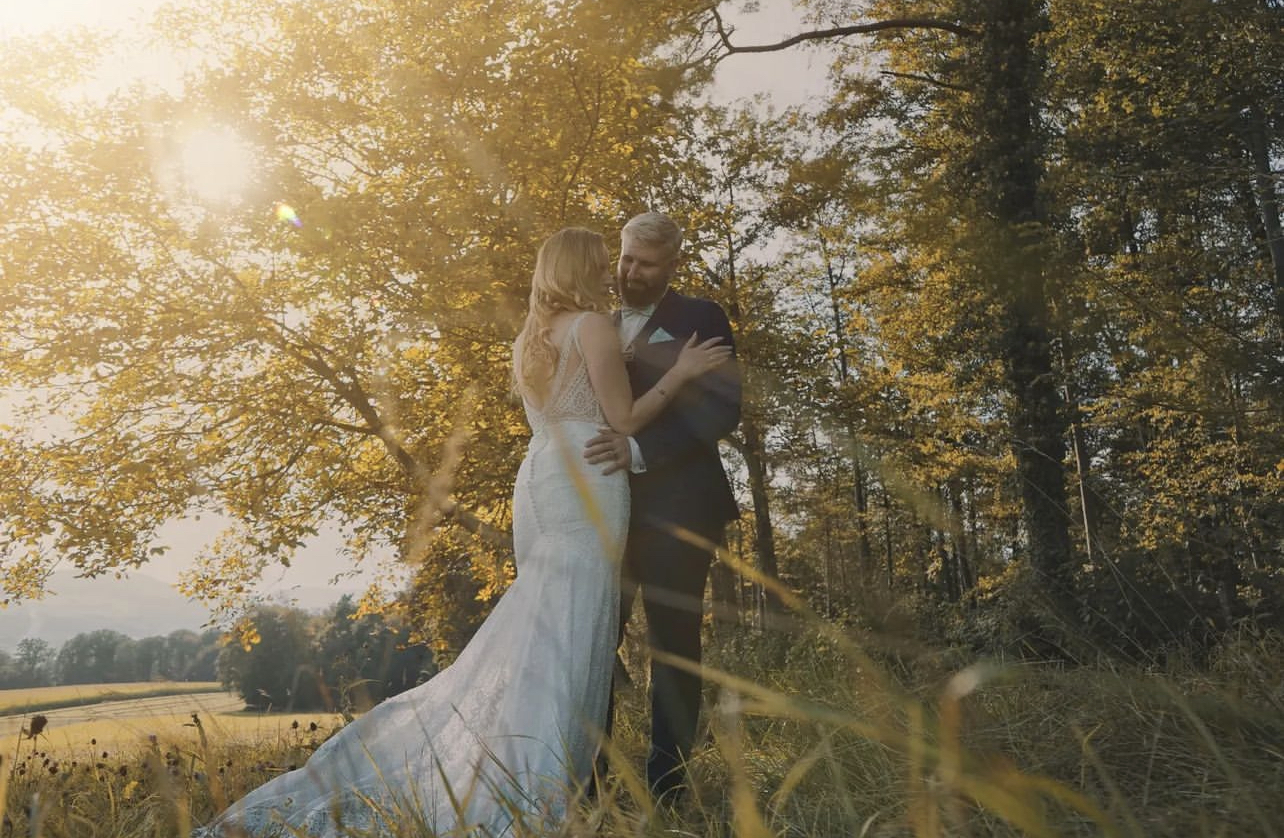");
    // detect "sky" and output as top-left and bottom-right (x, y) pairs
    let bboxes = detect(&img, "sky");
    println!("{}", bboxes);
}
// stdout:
(0, 0), (834, 631)
(0, 0), (165, 35)
(0, 0), (831, 106)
